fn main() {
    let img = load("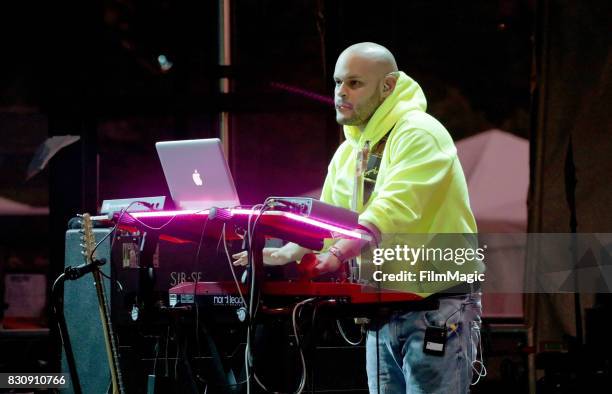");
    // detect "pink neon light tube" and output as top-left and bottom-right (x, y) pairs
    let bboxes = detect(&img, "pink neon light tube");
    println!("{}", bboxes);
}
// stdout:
(127, 208), (368, 240)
